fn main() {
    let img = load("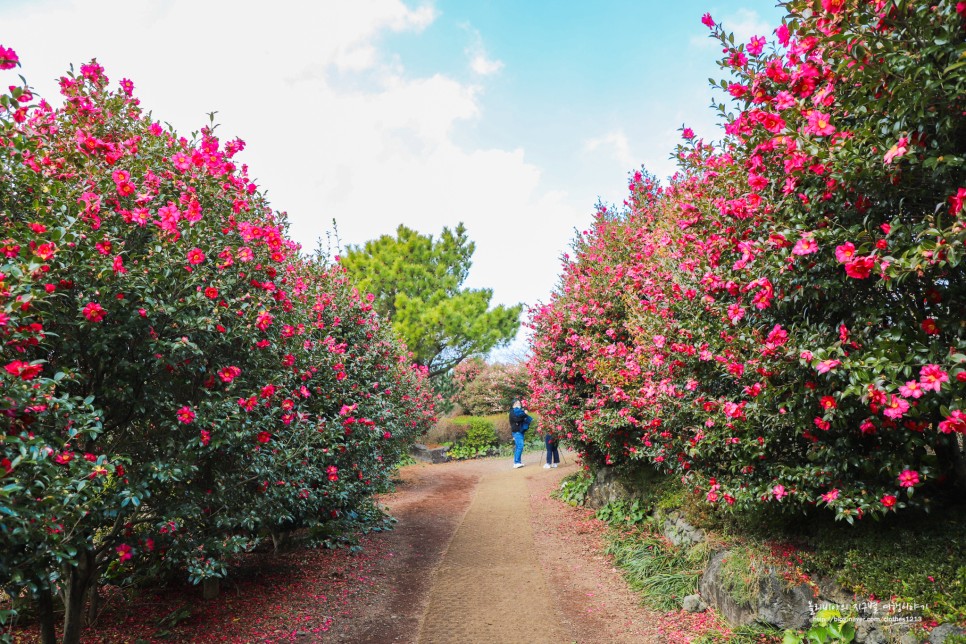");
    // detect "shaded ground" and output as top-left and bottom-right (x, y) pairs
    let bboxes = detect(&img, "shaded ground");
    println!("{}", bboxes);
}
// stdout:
(6, 450), (718, 643)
